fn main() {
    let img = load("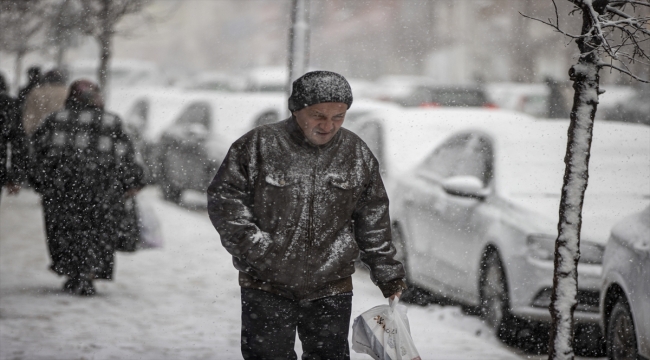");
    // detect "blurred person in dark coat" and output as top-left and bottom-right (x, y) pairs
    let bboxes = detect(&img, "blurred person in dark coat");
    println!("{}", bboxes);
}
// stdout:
(22, 69), (68, 136)
(545, 76), (569, 119)
(0, 72), (28, 203)
(17, 66), (42, 112)
(31, 80), (145, 296)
